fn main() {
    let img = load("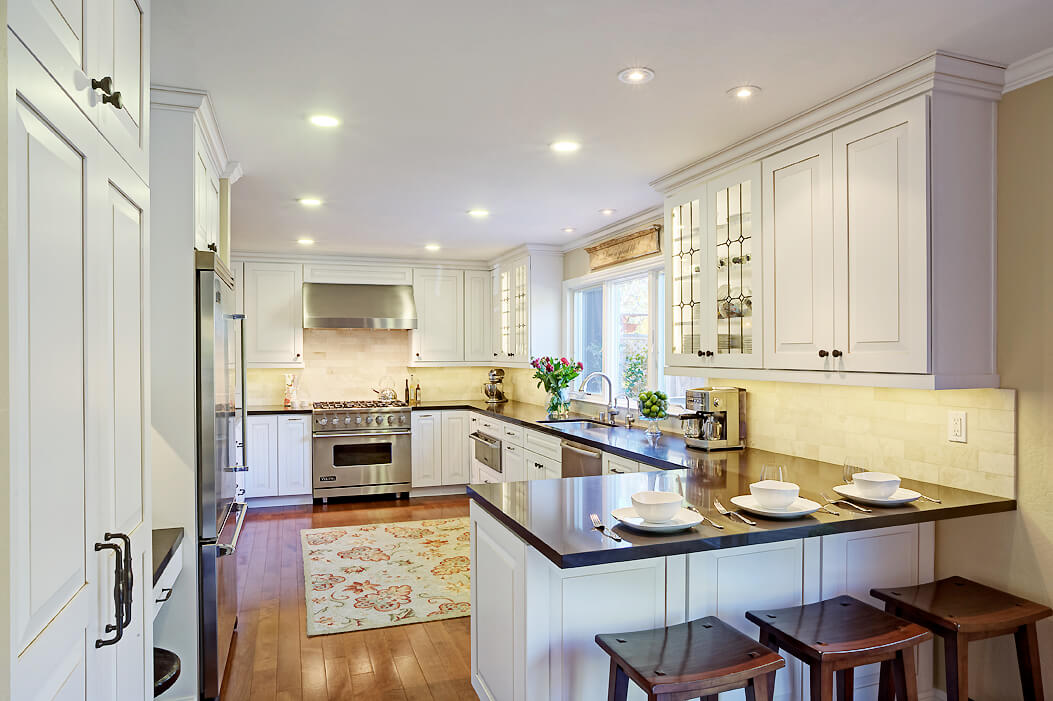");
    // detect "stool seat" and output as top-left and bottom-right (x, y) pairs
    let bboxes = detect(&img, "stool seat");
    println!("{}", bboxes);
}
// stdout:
(746, 595), (932, 667)
(153, 647), (181, 697)
(871, 575), (1052, 636)
(596, 616), (784, 699)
